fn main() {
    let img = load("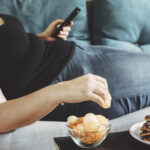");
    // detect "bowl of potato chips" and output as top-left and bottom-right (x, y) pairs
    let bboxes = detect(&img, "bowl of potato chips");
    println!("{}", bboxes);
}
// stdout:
(66, 113), (110, 148)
